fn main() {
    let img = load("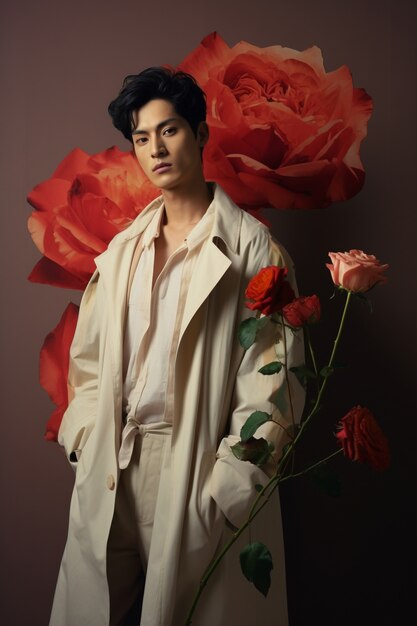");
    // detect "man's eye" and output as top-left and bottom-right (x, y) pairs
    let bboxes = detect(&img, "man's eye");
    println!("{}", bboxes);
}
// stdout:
(135, 137), (147, 145)
(163, 127), (176, 136)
